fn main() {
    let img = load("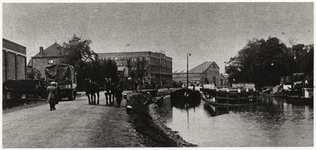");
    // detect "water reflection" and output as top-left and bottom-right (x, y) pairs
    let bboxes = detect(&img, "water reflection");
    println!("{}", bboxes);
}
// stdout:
(170, 89), (201, 110)
(203, 103), (255, 117)
(170, 96), (201, 110)
(203, 103), (229, 117)
(160, 94), (313, 147)
(157, 95), (173, 125)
